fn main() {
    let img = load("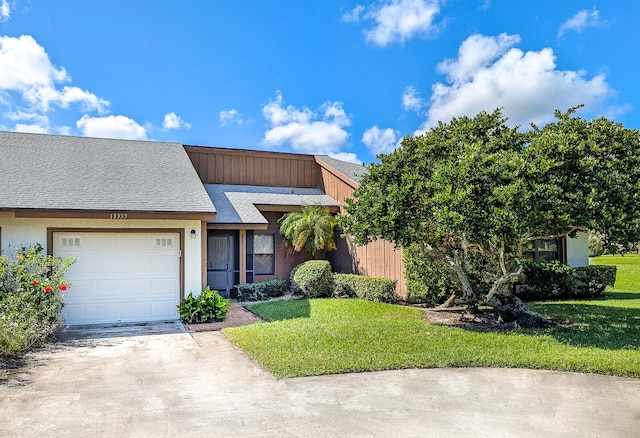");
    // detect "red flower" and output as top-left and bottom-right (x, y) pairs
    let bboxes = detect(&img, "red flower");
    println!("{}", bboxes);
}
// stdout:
(31, 280), (39, 286)
(44, 286), (52, 293)
(59, 284), (68, 291)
